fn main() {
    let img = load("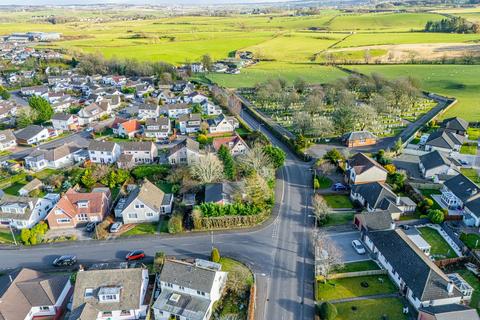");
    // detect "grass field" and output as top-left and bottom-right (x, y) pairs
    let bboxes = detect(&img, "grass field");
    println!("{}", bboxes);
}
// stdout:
(346, 65), (480, 121)
(334, 260), (380, 273)
(207, 62), (346, 88)
(316, 275), (397, 301)
(417, 226), (458, 259)
(334, 298), (409, 320)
